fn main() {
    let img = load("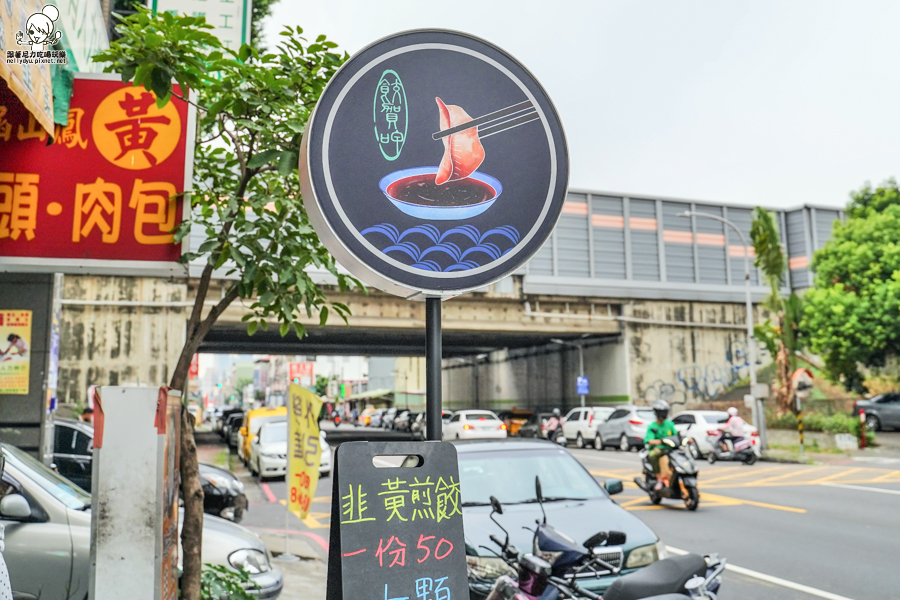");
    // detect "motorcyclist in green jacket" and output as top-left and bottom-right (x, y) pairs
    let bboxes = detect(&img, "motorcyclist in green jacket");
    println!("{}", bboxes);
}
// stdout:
(645, 400), (677, 490)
